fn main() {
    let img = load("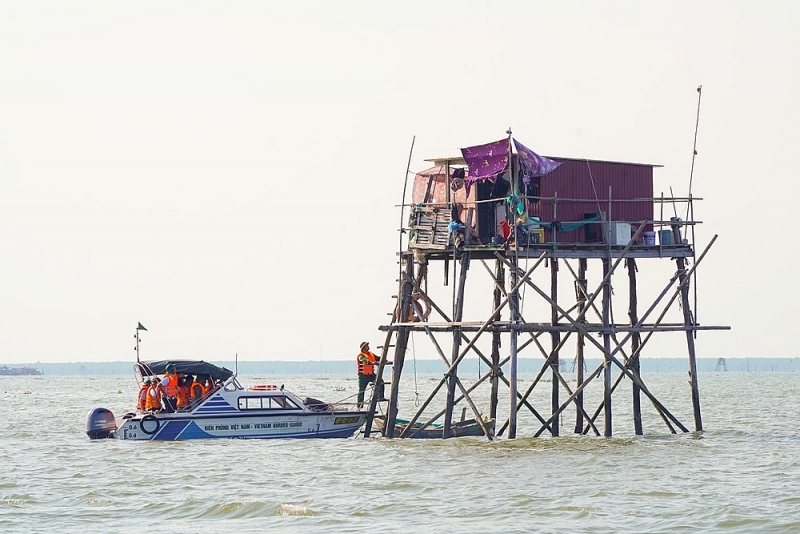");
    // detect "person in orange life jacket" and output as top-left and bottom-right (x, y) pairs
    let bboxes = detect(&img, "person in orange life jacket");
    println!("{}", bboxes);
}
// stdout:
(160, 363), (179, 413)
(137, 379), (151, 411)
(146, 377), (163, 412)
(176, 374), (190, 410)
(190, 376), (205, 405)
(357, 341), (391, 408)
(203, 375), (217, 395)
